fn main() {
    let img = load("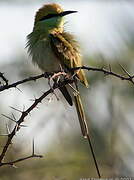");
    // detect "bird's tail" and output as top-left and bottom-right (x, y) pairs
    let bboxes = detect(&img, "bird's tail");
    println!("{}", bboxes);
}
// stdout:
(59, 86), (73, 106)
(74, 92), (89, 138)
